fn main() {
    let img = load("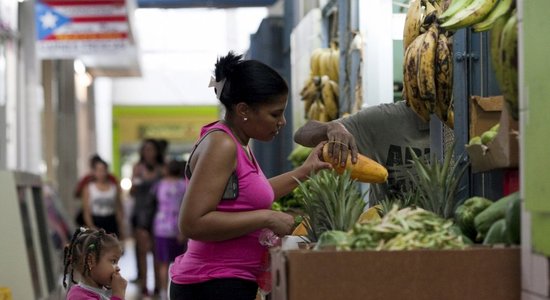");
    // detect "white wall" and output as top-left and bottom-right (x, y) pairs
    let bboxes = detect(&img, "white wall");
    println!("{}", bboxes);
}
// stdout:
(110, 7), (268, 106)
